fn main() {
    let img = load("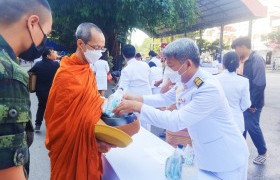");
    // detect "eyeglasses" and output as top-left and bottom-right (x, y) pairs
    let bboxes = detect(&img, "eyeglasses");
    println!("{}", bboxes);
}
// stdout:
(86, 43), (107, 52)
